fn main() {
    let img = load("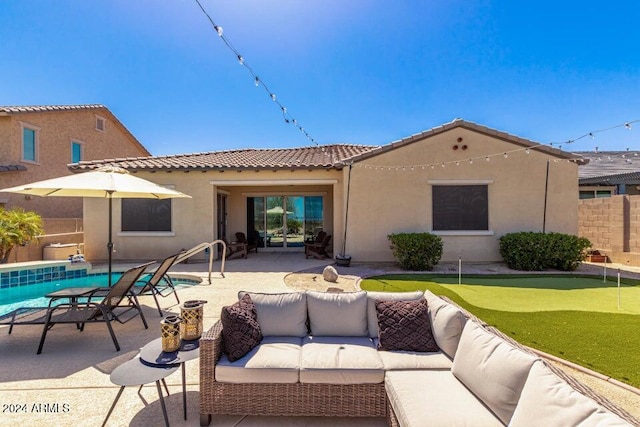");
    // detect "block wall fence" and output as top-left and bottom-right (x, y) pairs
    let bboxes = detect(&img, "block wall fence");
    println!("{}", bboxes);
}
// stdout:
(578, 195), (640, 265)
